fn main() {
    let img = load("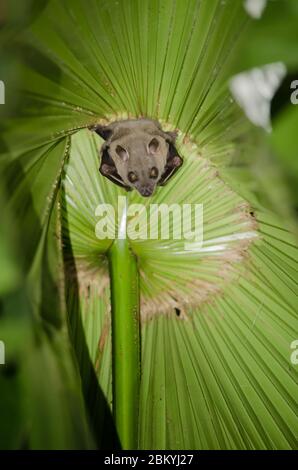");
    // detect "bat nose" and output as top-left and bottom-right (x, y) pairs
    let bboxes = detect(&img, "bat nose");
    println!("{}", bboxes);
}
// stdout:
(140, 187), (153, 197)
